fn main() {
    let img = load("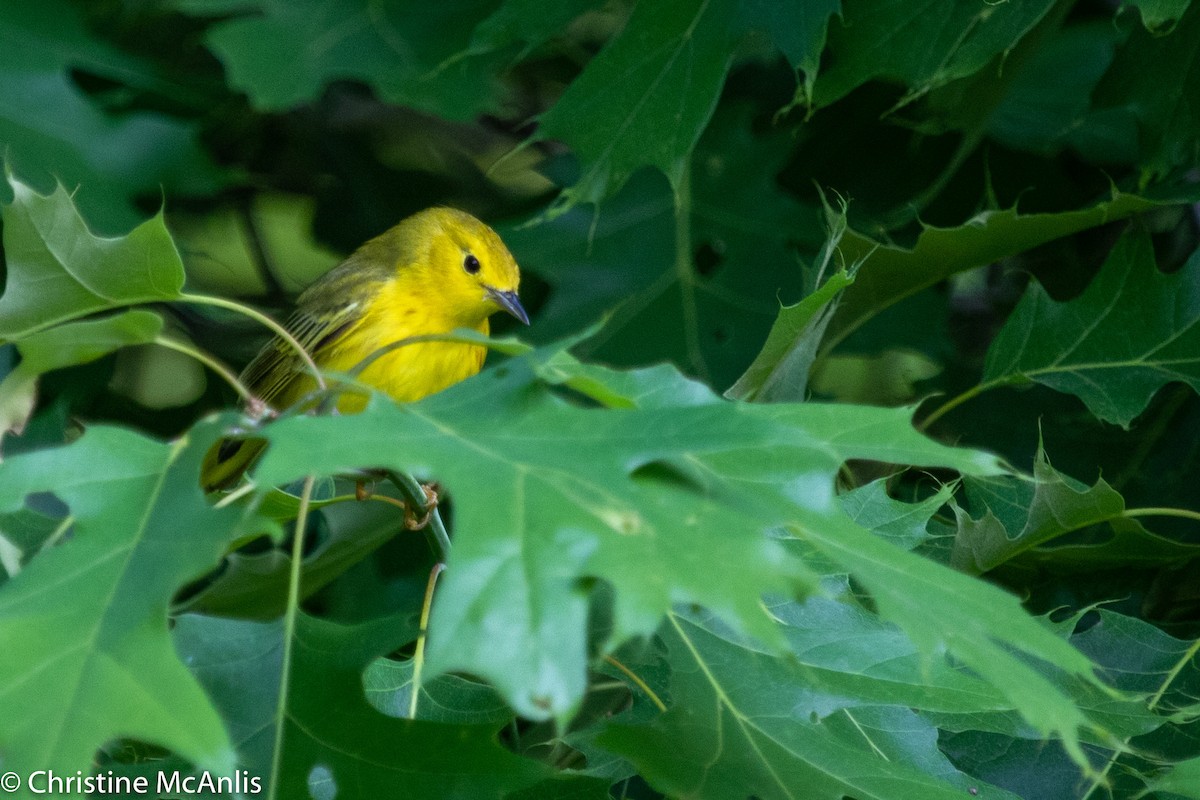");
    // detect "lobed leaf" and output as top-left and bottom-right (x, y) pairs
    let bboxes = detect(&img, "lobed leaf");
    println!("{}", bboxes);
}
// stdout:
(536, 0), (739, 207)
(598, 611), (1022, 800)
(188, 0), (602, 121)
(175, 612), (553, 798)
(983, 229), (1200, 427)
(508, 103), (820, 388)
(249, 348), (1005, 720)
(953, 446), (1126, 573)
(1095, 3), (1200, 175)
(823, 192), (1168, 353)
(812, 0), (1057, 110)
(0, 174), (185, 339)
(0, 0), (220, 232)
(0, 423), (268, 781)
